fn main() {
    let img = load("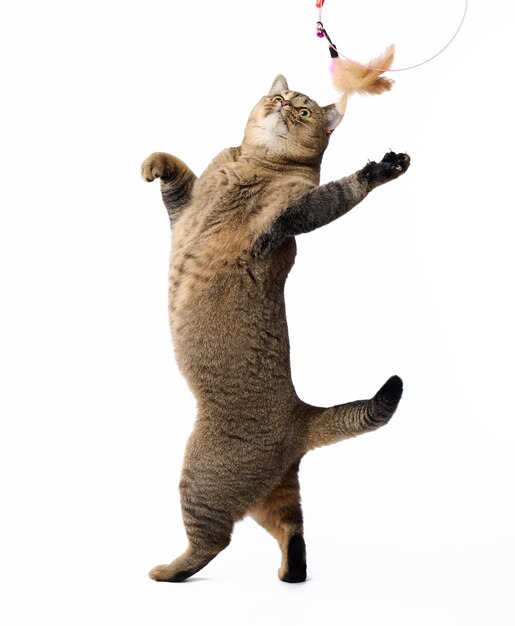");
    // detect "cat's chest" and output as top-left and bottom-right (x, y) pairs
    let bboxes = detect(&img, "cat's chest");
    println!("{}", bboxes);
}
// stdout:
(169, 164), (307, 294)
(168, 226), (295, 324)
(195, 160), (312, 216)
